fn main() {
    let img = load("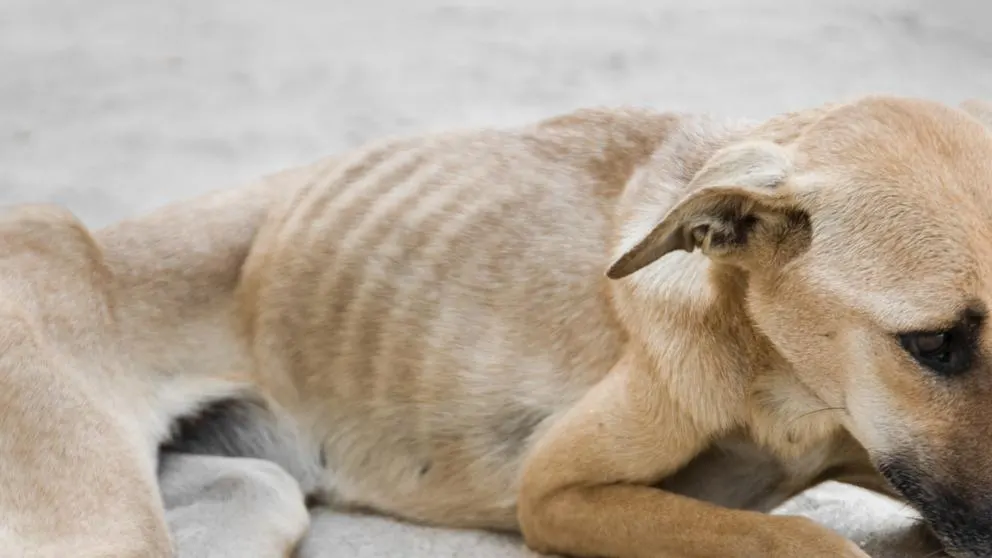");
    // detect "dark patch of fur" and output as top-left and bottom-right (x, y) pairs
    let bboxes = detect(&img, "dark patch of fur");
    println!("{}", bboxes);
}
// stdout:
(491, 406), (550, 458)
(160, 397), (321, 494)
(161, 398), (275, 459)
